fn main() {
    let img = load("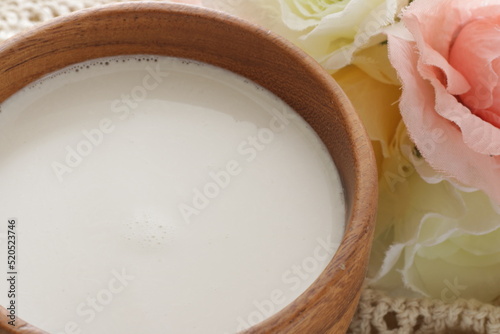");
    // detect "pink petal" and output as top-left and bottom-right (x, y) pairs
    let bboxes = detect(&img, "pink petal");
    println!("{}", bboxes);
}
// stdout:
(449, 17), (500, 113)
(402, 0), (500, 97)
(388, 34), (500, 205)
